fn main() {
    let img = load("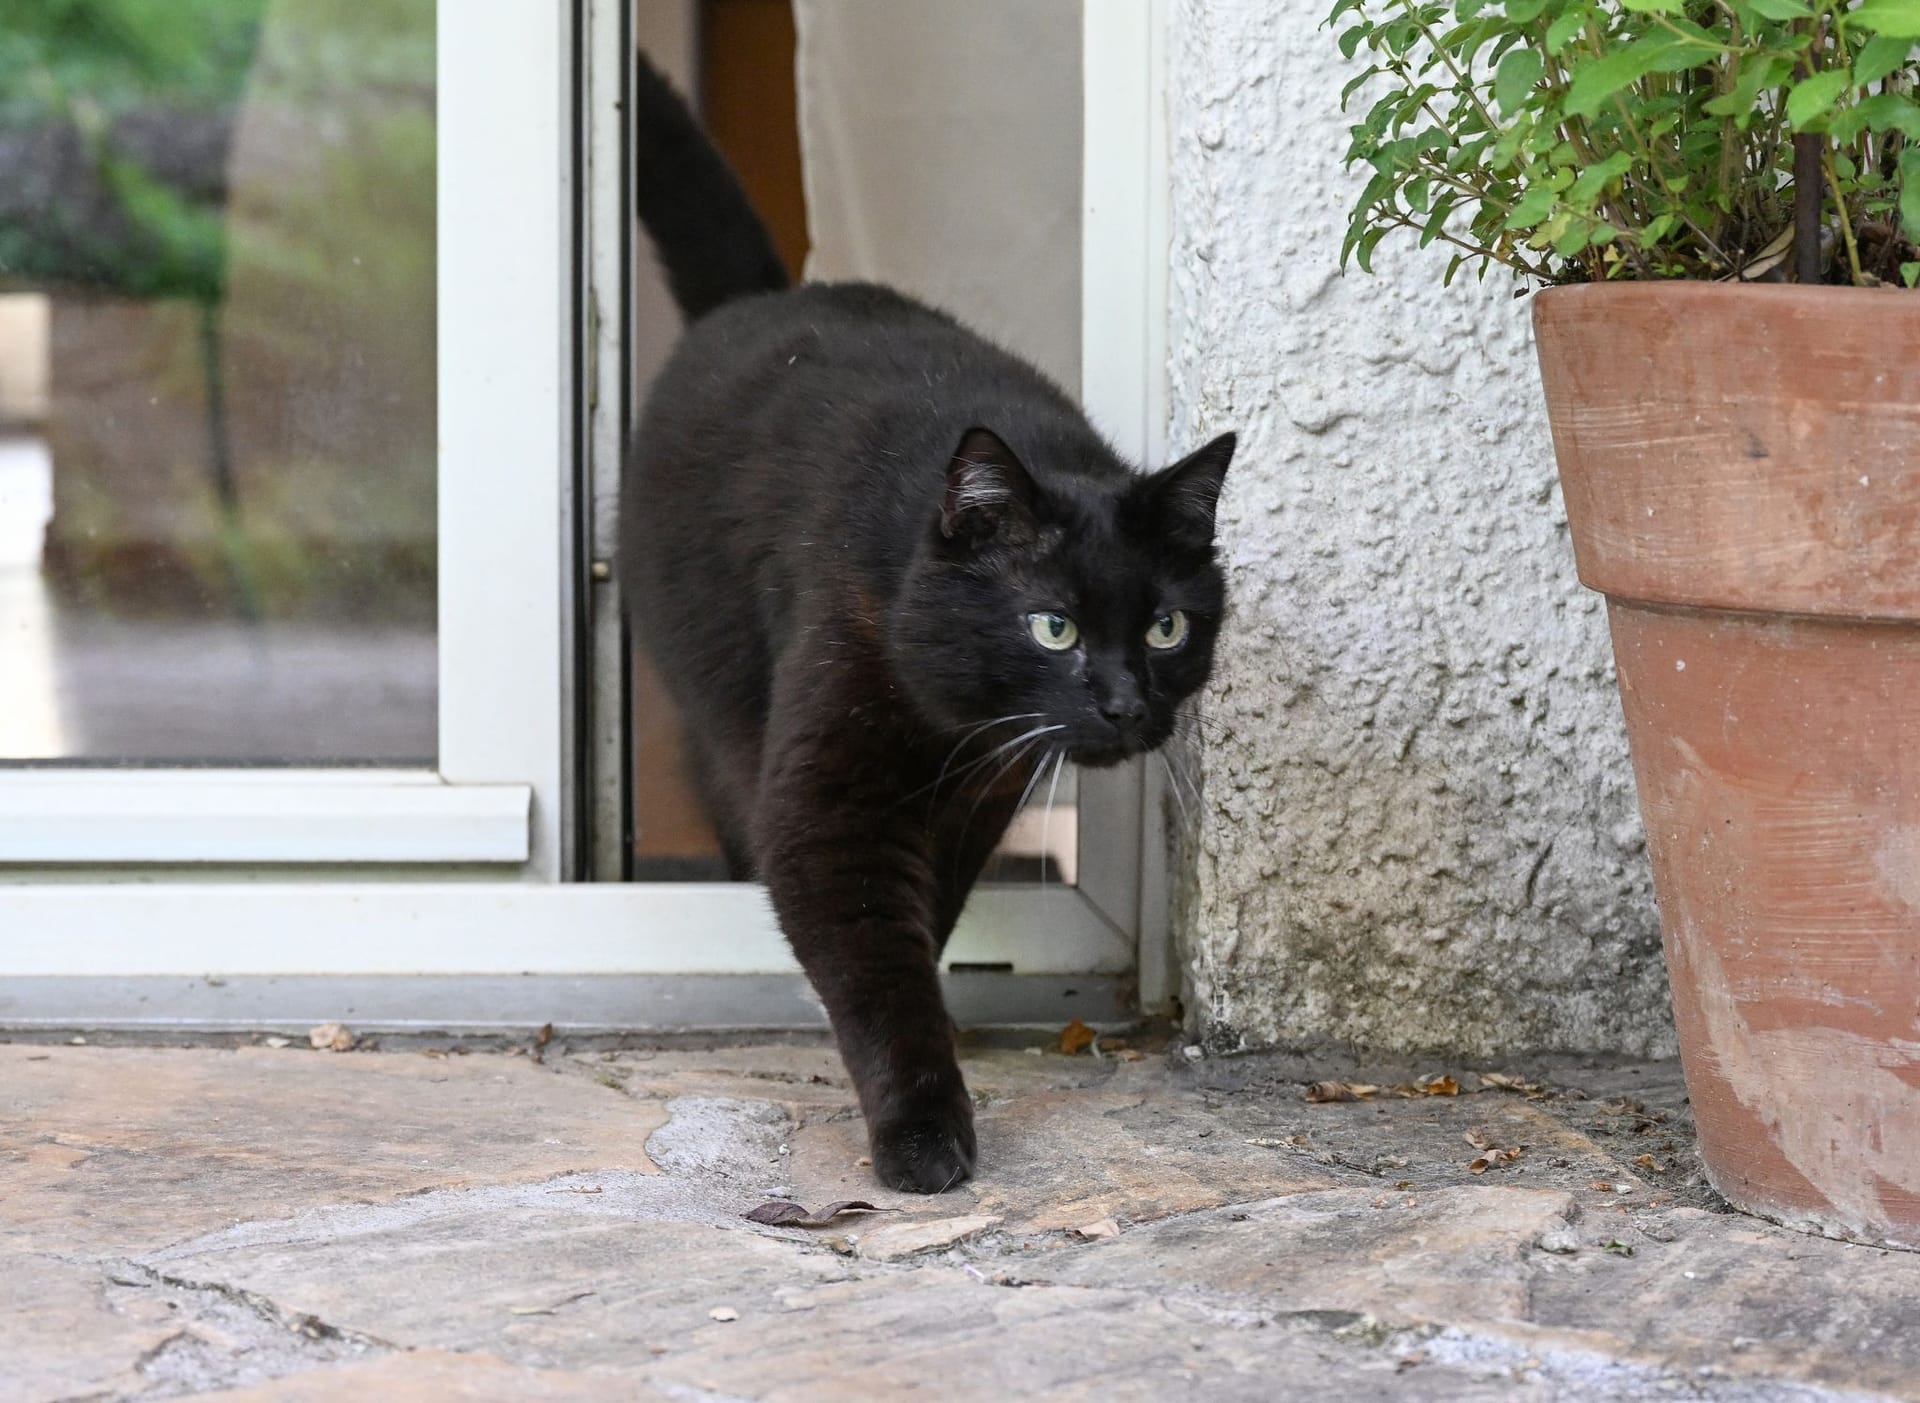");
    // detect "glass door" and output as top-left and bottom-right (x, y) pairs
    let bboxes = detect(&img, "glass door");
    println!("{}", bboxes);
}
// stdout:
(0, 0), (1171, 1031)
